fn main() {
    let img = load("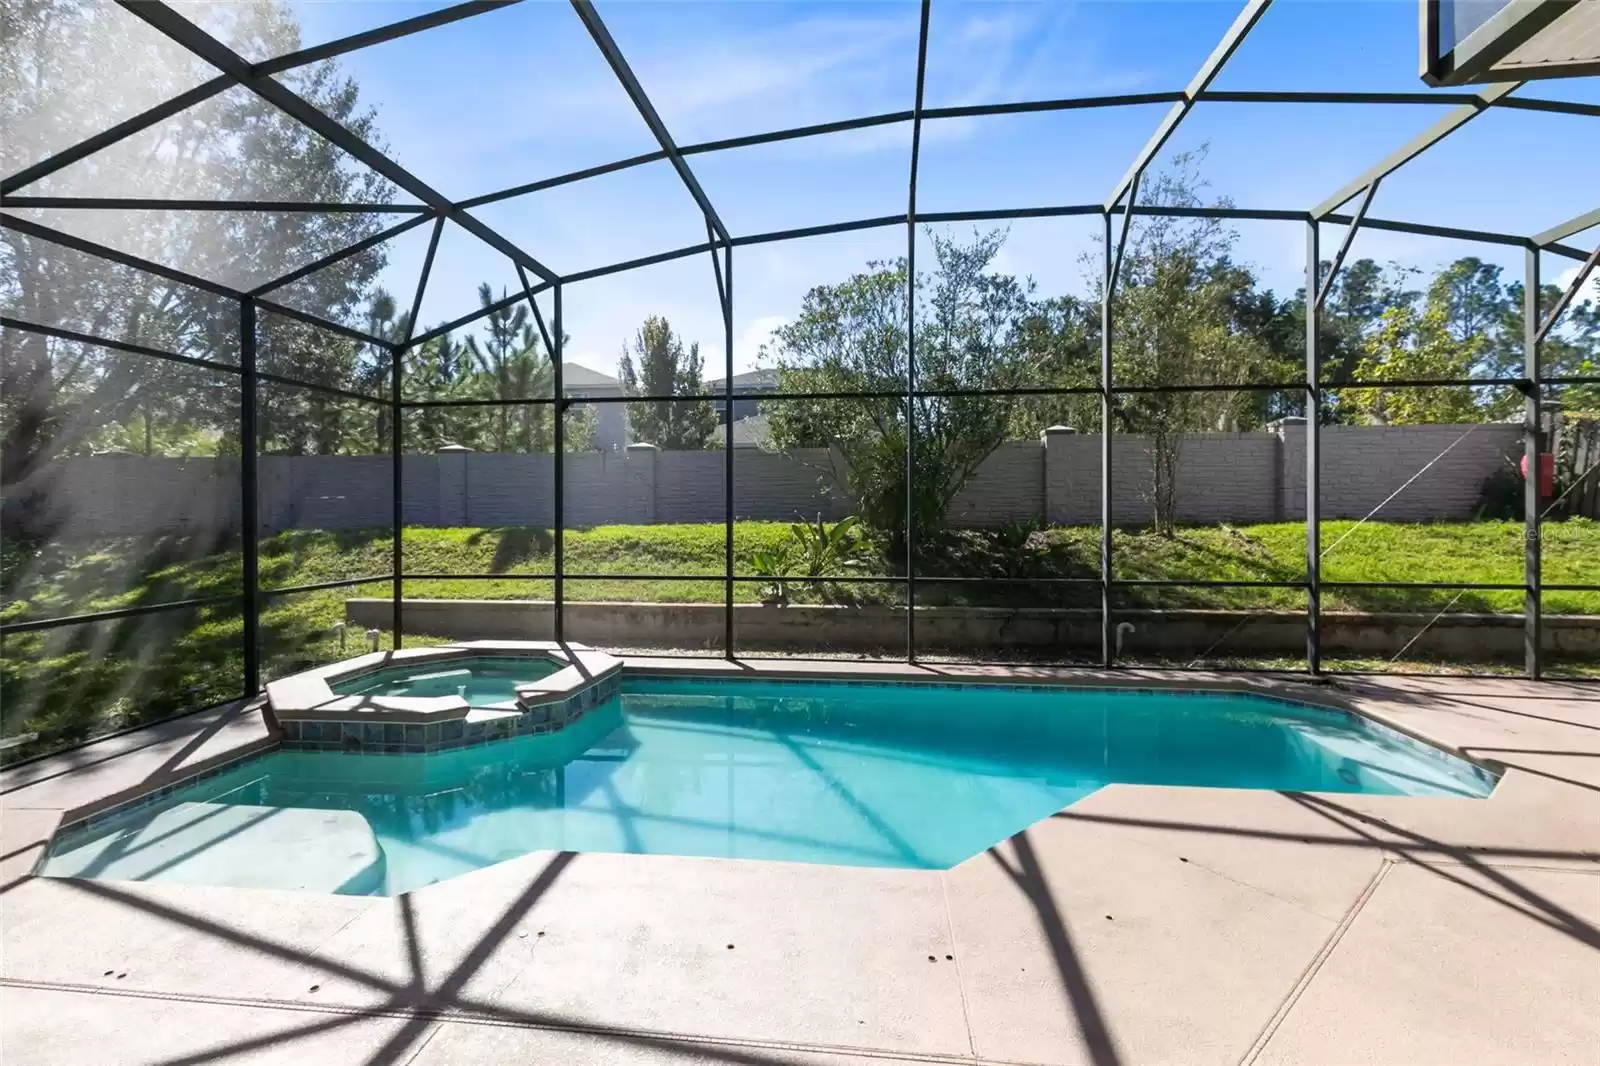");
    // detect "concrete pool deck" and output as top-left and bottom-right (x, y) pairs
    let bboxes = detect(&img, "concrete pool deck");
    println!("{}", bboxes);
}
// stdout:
(2, 665), (1596, 1065)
